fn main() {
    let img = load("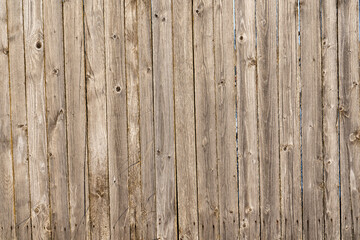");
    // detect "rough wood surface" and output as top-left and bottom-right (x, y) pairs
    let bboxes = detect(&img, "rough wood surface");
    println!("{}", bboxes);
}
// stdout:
(63, 0), (89, 238)
(138, 0), (157, 238)
(256, 0), (281, 238)
(125, 0), (142, 238)
(279, 0), (302, 239)
(7, 0), (32, 238)
(338, 0), (360, 238)
(173, 0), (198, 239)
(23, 0), (51, 238)
(152, 0), (177, 238)
(213, 0), (238, 239)
(0, 0), (15, 237)
(43, 0), (70, 238)
(104, 0), (129, 238)
(300, 0), (324, 239)
(321, 0), (340, 238)
(235, 0), (260, 238)
(84, 0), (111, 238)
(193, 0), (220, 239)
(2, 2), (360, 239)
